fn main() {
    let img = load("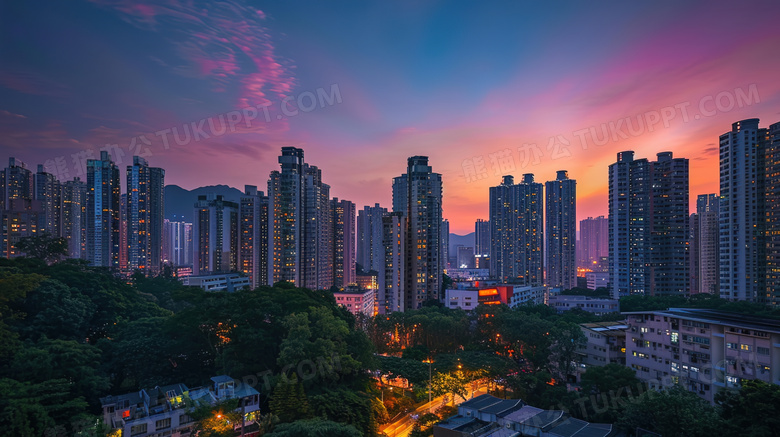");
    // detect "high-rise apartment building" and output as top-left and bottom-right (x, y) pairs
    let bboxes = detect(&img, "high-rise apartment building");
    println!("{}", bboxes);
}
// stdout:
(126, 156), (165, 276)
(267, 147), (336, 290)
(119, 194), (128, 274)
(381, 211), (406, 313)
(489, 174), (543, 285)
(649, 152), (689, 295)
(392, 156), (443, 309)
(1, 157), (33, 208)
(268, 147), (304, 285)
(164, 219), (192, 268)
(720, 119), (768, 302)
(34, 164), (61, 237)
(86, 151), (121, 269)
(441, 218), (450, 272)
(356, 203), (387, 273)
(609, 151), (688, 298)
(764, 122), (780, 305)
(690, 212), (700, 294)
(578, 216), (608, 270)
(475, 219), (490, 257)
(691, 194), (719, 294)
(239, 185), (269, 288)
(62, 178), (87, 259)
(331, 197), (356, 289)
(303, 165), (333, 291)
(193, 194), (238, 275)
(609, 151), (648, 298)
(545, 170), (576, 290)
(457, 246), (475, 269)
